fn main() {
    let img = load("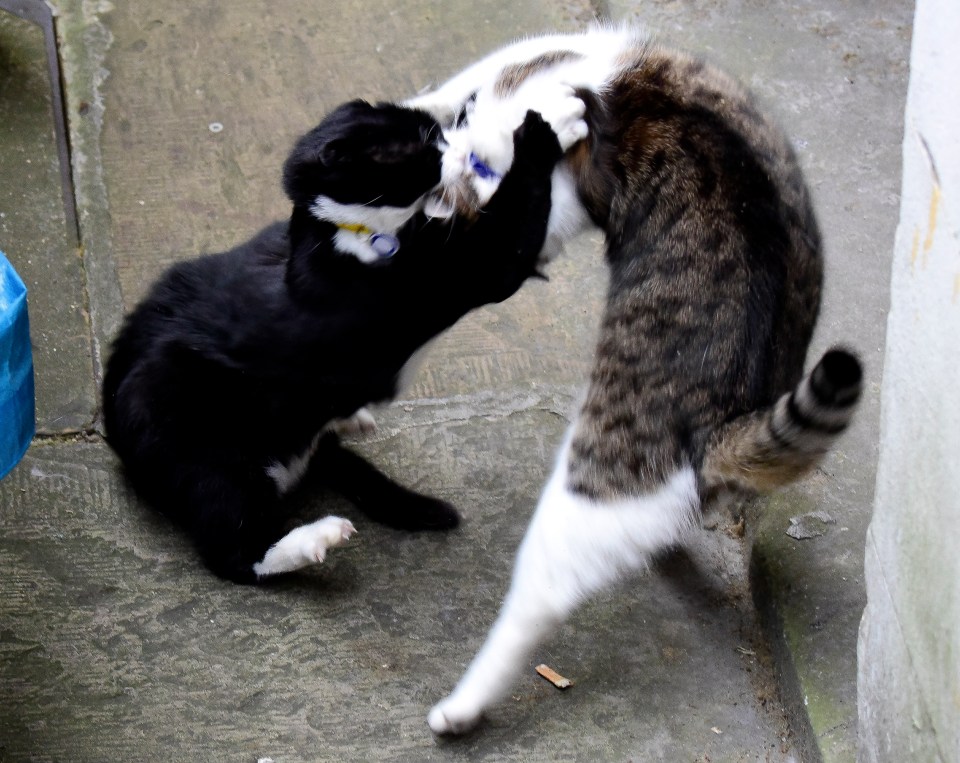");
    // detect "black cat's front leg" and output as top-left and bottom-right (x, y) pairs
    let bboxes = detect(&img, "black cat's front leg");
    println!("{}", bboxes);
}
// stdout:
(454, 107), (581, 305)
